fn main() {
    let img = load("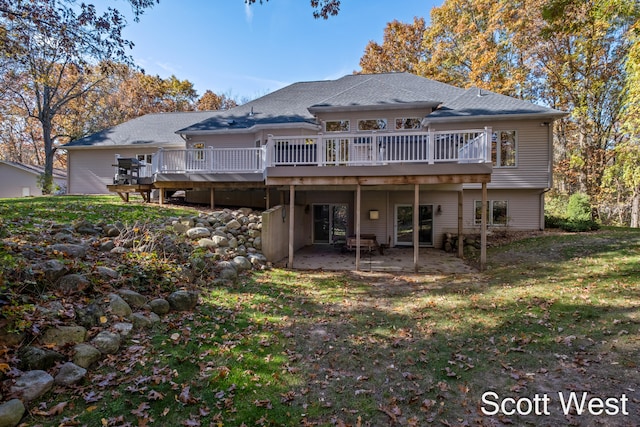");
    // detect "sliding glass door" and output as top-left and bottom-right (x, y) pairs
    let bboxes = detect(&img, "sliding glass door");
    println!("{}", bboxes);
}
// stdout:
(395, 204), (433, 246)
(313, 204), (348, 244)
